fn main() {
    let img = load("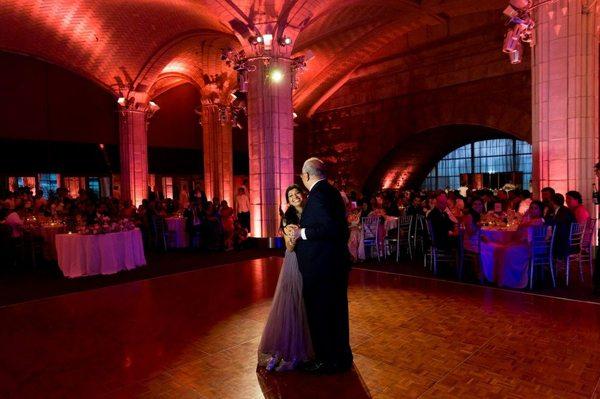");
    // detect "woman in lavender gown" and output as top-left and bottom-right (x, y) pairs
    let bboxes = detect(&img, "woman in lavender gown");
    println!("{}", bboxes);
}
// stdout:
(257, 185), (314, 371)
